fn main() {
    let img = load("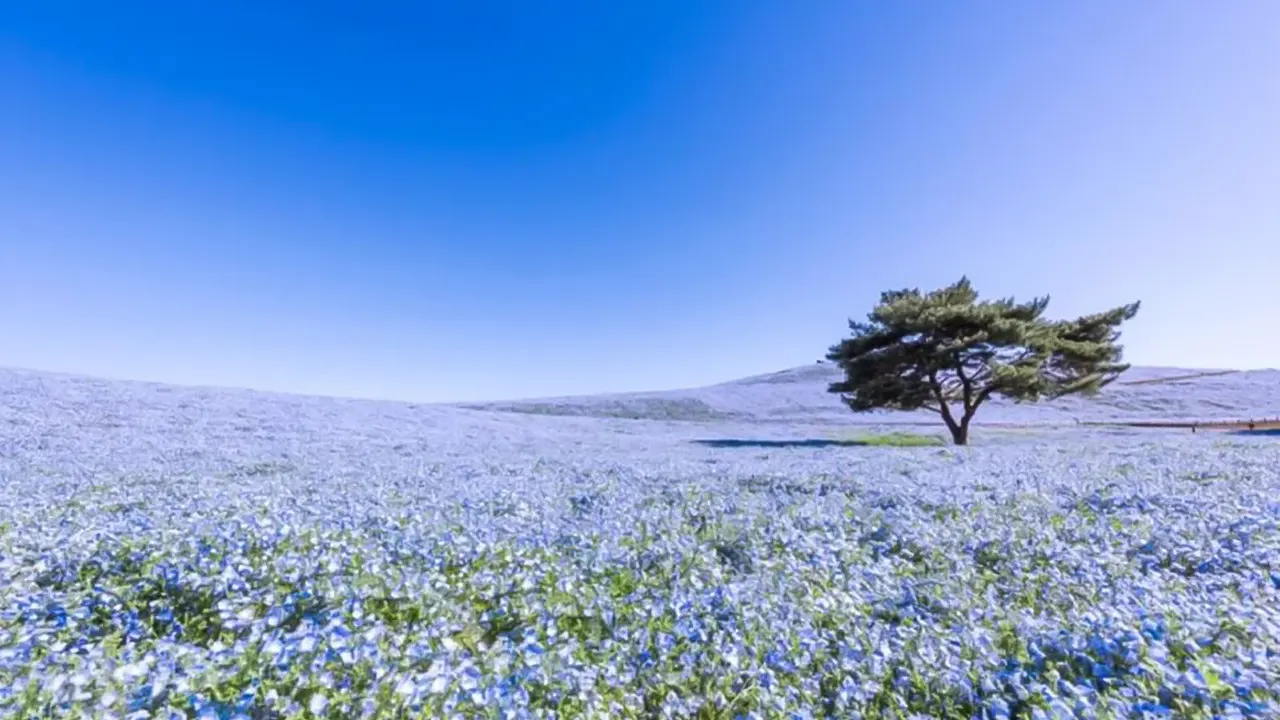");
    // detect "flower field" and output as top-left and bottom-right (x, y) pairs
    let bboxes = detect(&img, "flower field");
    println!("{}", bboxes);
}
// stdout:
(1, 368), (1278, 718)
